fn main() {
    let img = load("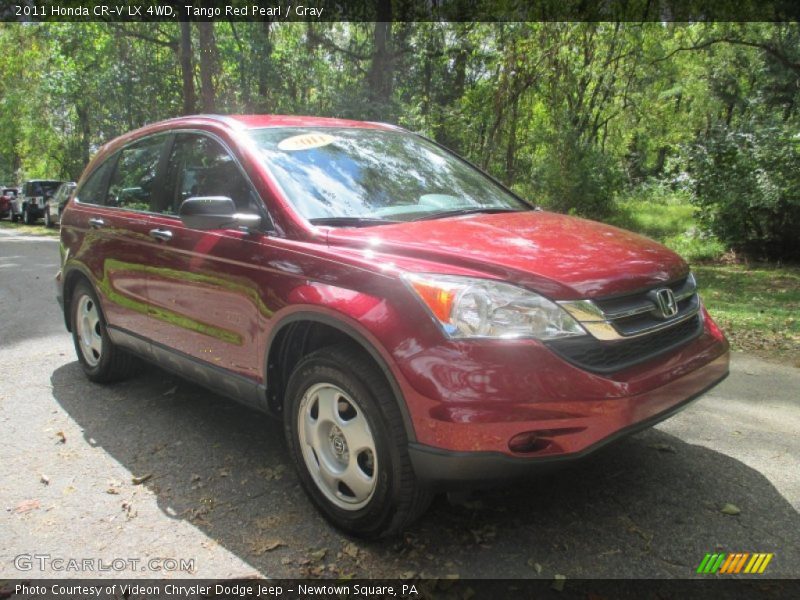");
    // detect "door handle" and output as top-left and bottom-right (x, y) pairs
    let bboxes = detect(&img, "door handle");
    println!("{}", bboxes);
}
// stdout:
(149, 228), (173, 242)
(88, 217), (105, 229)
